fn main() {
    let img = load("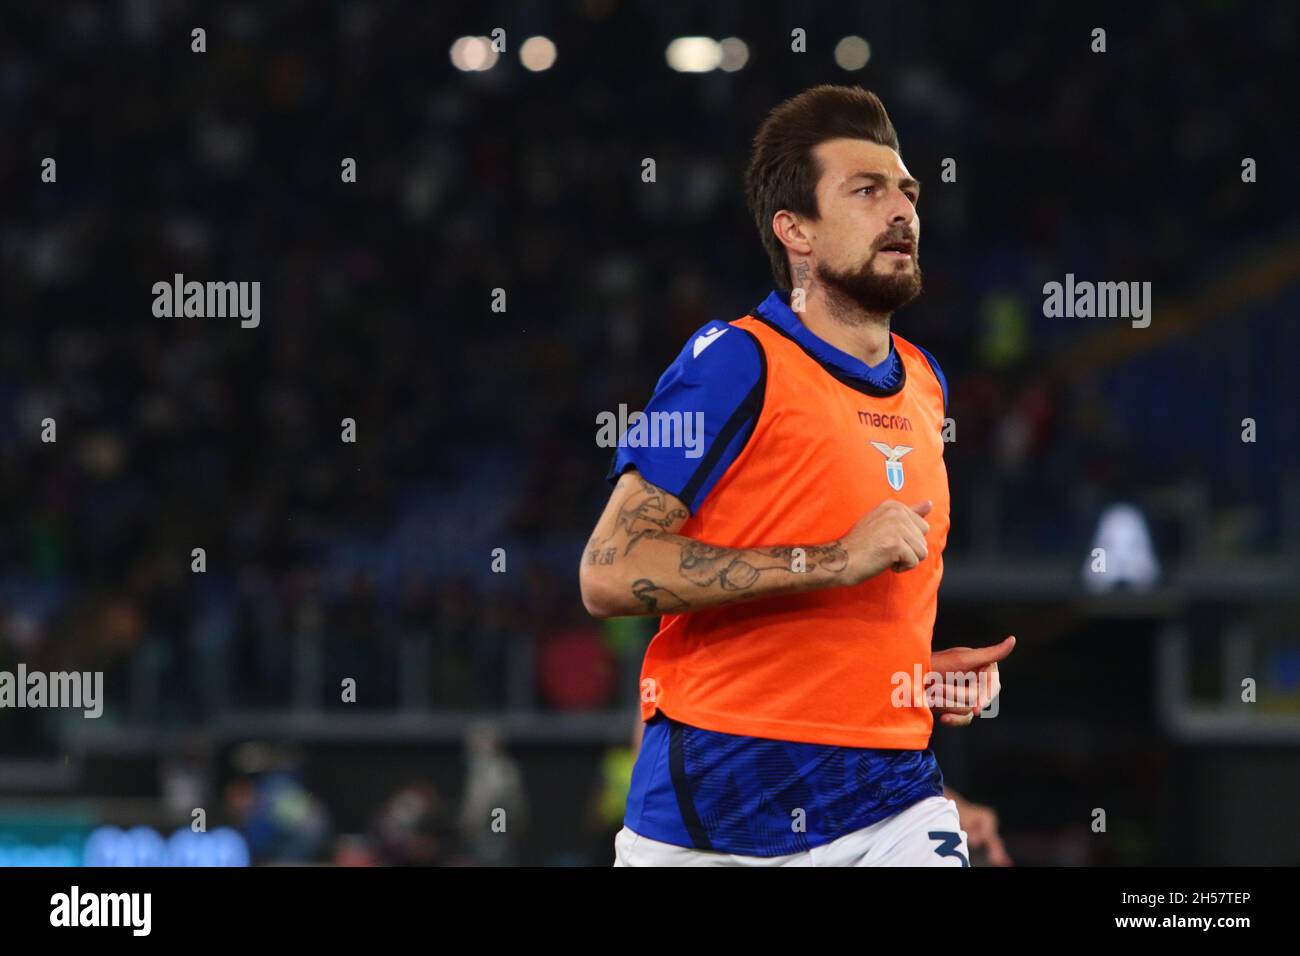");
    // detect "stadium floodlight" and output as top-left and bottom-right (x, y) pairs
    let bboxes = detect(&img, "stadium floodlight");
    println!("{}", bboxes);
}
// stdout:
(520, 36), (557, 72)
(450, 36), (499, 72)
(666, 37), (722, 73)
(719, 37), (749, 72)
(834, 35), (872, 71)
